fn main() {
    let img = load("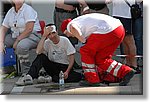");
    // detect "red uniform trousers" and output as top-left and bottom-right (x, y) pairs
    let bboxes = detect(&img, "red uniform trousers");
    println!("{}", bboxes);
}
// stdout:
(80, 25), (133, 83)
